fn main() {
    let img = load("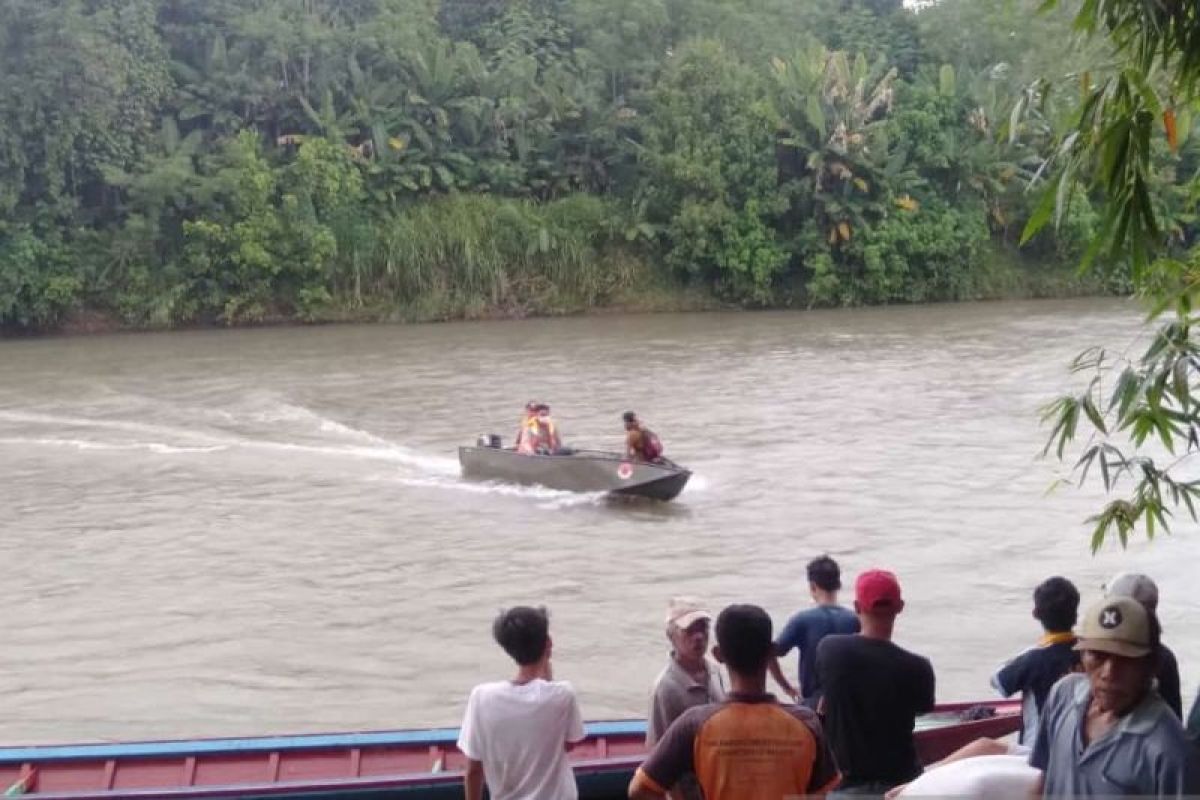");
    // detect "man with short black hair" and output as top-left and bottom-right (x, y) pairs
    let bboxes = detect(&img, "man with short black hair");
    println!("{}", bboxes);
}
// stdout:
(629, 604), (840, 800)
(816, 569), (935, 794)
(624, 411), (664, 462)
(1104, 571), (1183, 718)
(1030, 596), (1199, 795)
(770, 555), (860, 708)
(458, 606), (585, 800)
(991, 576), (1080, 749)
